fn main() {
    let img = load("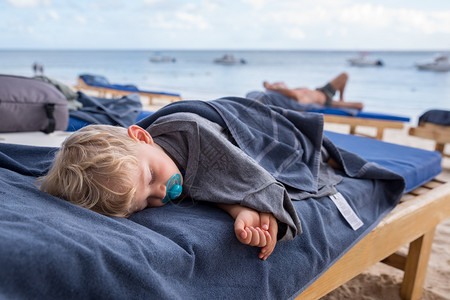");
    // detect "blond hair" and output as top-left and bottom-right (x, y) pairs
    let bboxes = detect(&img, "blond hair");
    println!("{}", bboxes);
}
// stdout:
(39, 125), (140, 217)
